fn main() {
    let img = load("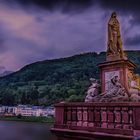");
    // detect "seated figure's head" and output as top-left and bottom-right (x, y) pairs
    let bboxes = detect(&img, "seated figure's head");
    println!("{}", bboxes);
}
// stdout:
(114, 75), (119, 81)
